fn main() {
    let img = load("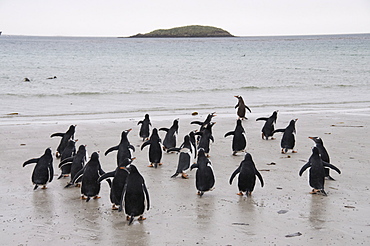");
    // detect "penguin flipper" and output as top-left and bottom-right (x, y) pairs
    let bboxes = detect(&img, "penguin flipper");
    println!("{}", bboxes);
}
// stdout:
(323, 162), (341, 174)
(210, 135), (215, 142)
(105, 146), (119, 156)
(98, 171), (115, 183)
(273, 129), (285, 134)
(190, 121), (203, 125)
(224, 131), (235, 137)
(245, 105), (252, 113)
(141, 141), (151, 150)
(255, 169), (264, 187)
(229, 166), (241, 185)
(118, 183), (127, 212)
(58, 156), (74, 167)
(299, 162), (311, 176)
(190, 163), (198, 171)
(158, 127), (169, 132)
(50, 132), (64, 138)
(143, 183), (150, 210)
(23, 158), (39, 167)
(71, 169), (84, 184)
(256, 117), (268, 121)
(167, 147), (180, 153)
(137, 120), (143, 125)
(48, 160), (54, 182)
(129, 144), (135, 152)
